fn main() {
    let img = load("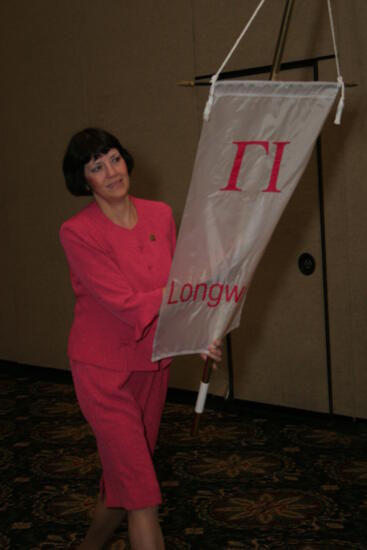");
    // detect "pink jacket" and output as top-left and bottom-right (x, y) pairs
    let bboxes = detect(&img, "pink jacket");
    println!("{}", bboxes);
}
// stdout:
(59, 196), (175, 371)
